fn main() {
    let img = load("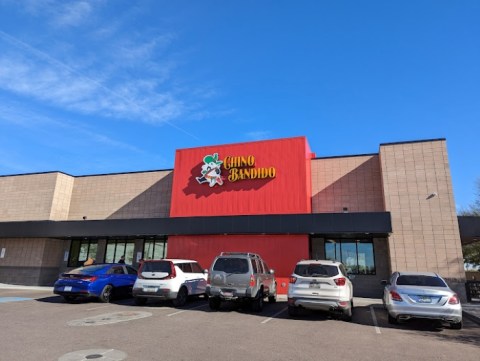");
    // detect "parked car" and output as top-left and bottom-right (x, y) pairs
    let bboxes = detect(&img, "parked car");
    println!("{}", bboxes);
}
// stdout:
(132, 259), (207, 307)
(287, 259), (354, 321)
(206, 252), (277, 312)
(54, 263), (138, 303)
(381, 271), (463, 329)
